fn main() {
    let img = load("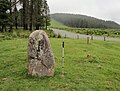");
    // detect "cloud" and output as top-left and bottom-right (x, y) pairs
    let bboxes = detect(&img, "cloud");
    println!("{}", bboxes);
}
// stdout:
(47, 0), (120, 24)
